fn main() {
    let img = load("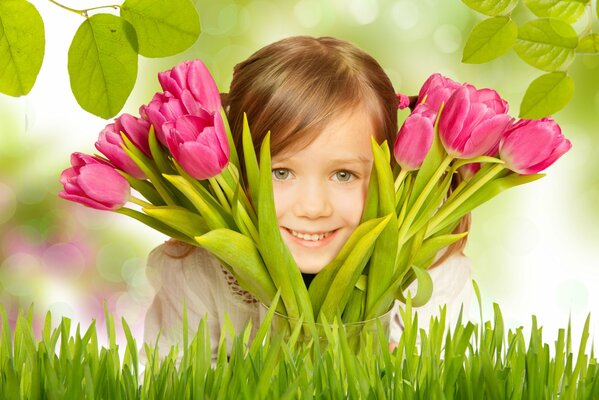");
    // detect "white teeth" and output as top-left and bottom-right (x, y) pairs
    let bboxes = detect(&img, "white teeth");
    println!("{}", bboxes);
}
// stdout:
(289, 230), (331, 241)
